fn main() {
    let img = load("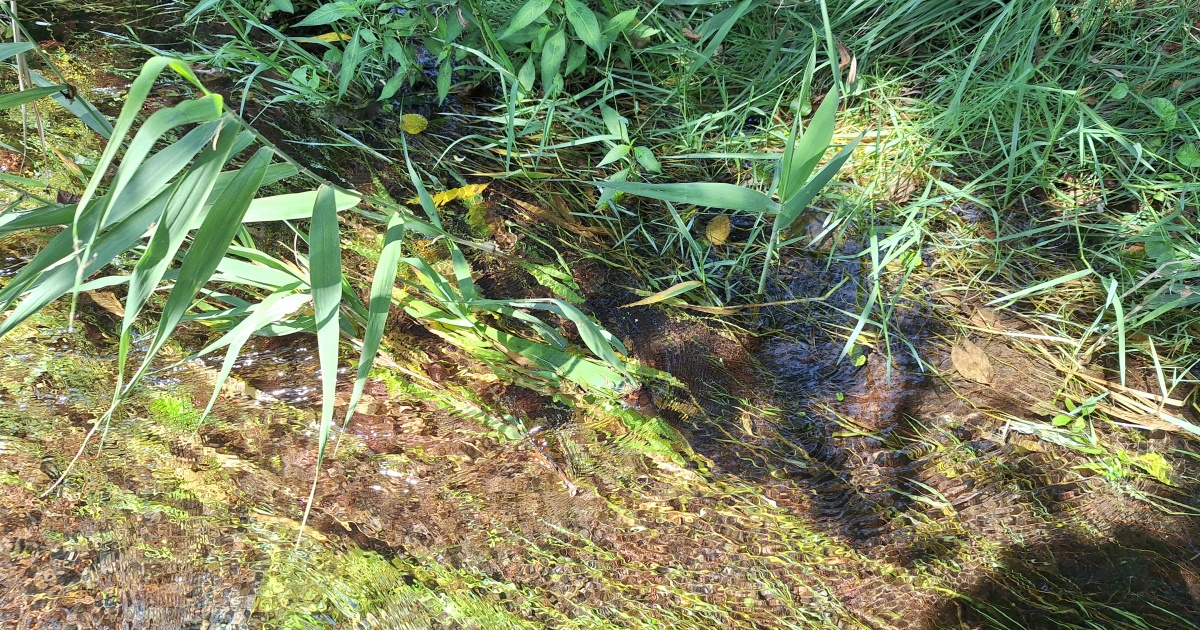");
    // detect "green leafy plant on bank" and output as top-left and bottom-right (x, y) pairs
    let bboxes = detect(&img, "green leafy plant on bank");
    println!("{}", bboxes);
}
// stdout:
(179, 0), (645, 107)
(0, 55), (632, 509)
(595, 45), (864, 299)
